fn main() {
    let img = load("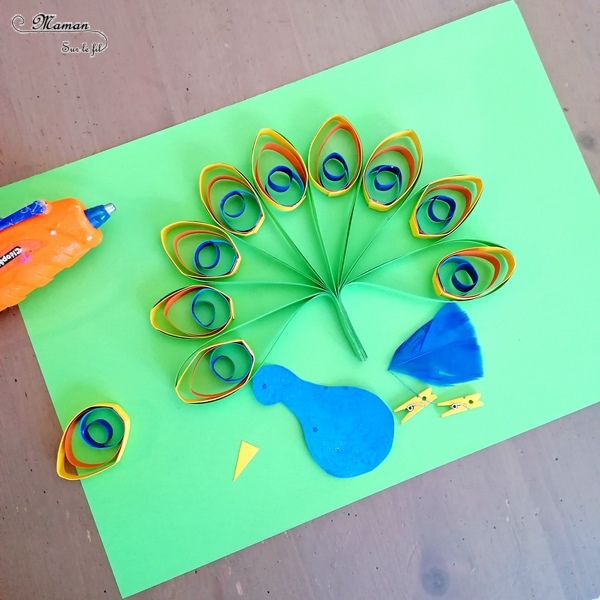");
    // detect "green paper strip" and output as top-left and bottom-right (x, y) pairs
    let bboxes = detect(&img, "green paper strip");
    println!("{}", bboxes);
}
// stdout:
(305, 185), (336, 291)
